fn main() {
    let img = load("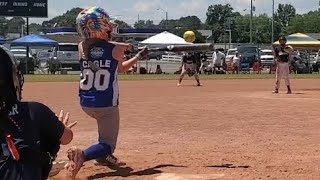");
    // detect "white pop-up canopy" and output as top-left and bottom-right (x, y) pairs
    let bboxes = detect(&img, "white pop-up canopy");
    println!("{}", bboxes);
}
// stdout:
(139, 31), (192, 47)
